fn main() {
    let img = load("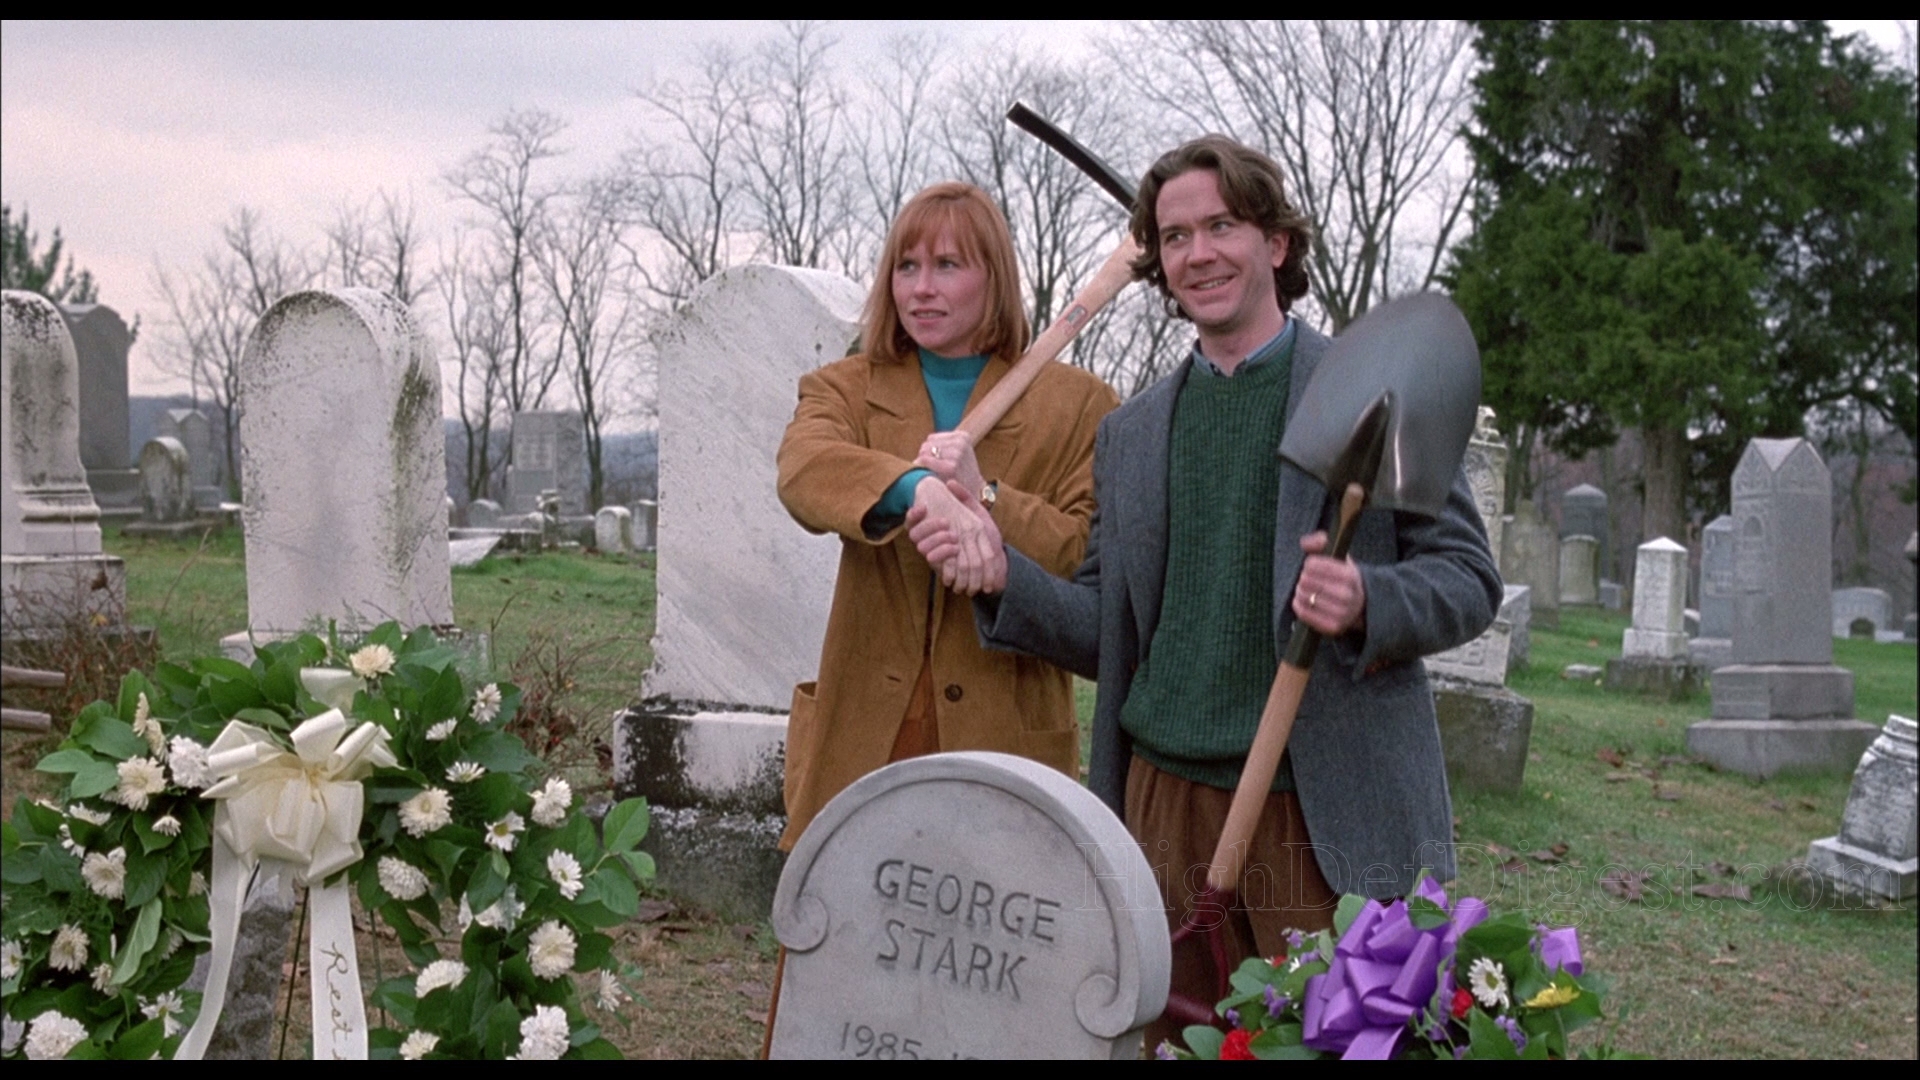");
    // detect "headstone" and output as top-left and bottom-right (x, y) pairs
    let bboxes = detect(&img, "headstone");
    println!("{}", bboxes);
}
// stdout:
(614, 264), (859, 921)
(1, 291), (127, 628)
(1501, 500), (1559, 628)
(1688, 439), (1876, 777)
(157, 408), (223, 509)
(1432, 679), (1533, 795)
(1502, 584), (1531, 673)
(1831, 587), (1892, 639)
(1560, 483), (1609, 580)
(1562, 664), (1601, 681)
(445, 495), (456, 529)
(121, 437), (201, 537)
(1692, 515), (1736, 669)
(768, 752), (1169, 1059)
(467, 498), (503, 528)
(1559, 535), (1599, 606)
(1599, 581), (1622, 611)
(594, 505), (633, 554)
(1606, 537), (1702, 699)
(59, 302), (137, 510)
(504, 410), (588, 516)
(632, 499), (658, 552)
(1462, 407), (1507, 561)
(220, 288), (451, 657)
(448, 535), (502, 568)
(1805, 716), (1917, 901)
